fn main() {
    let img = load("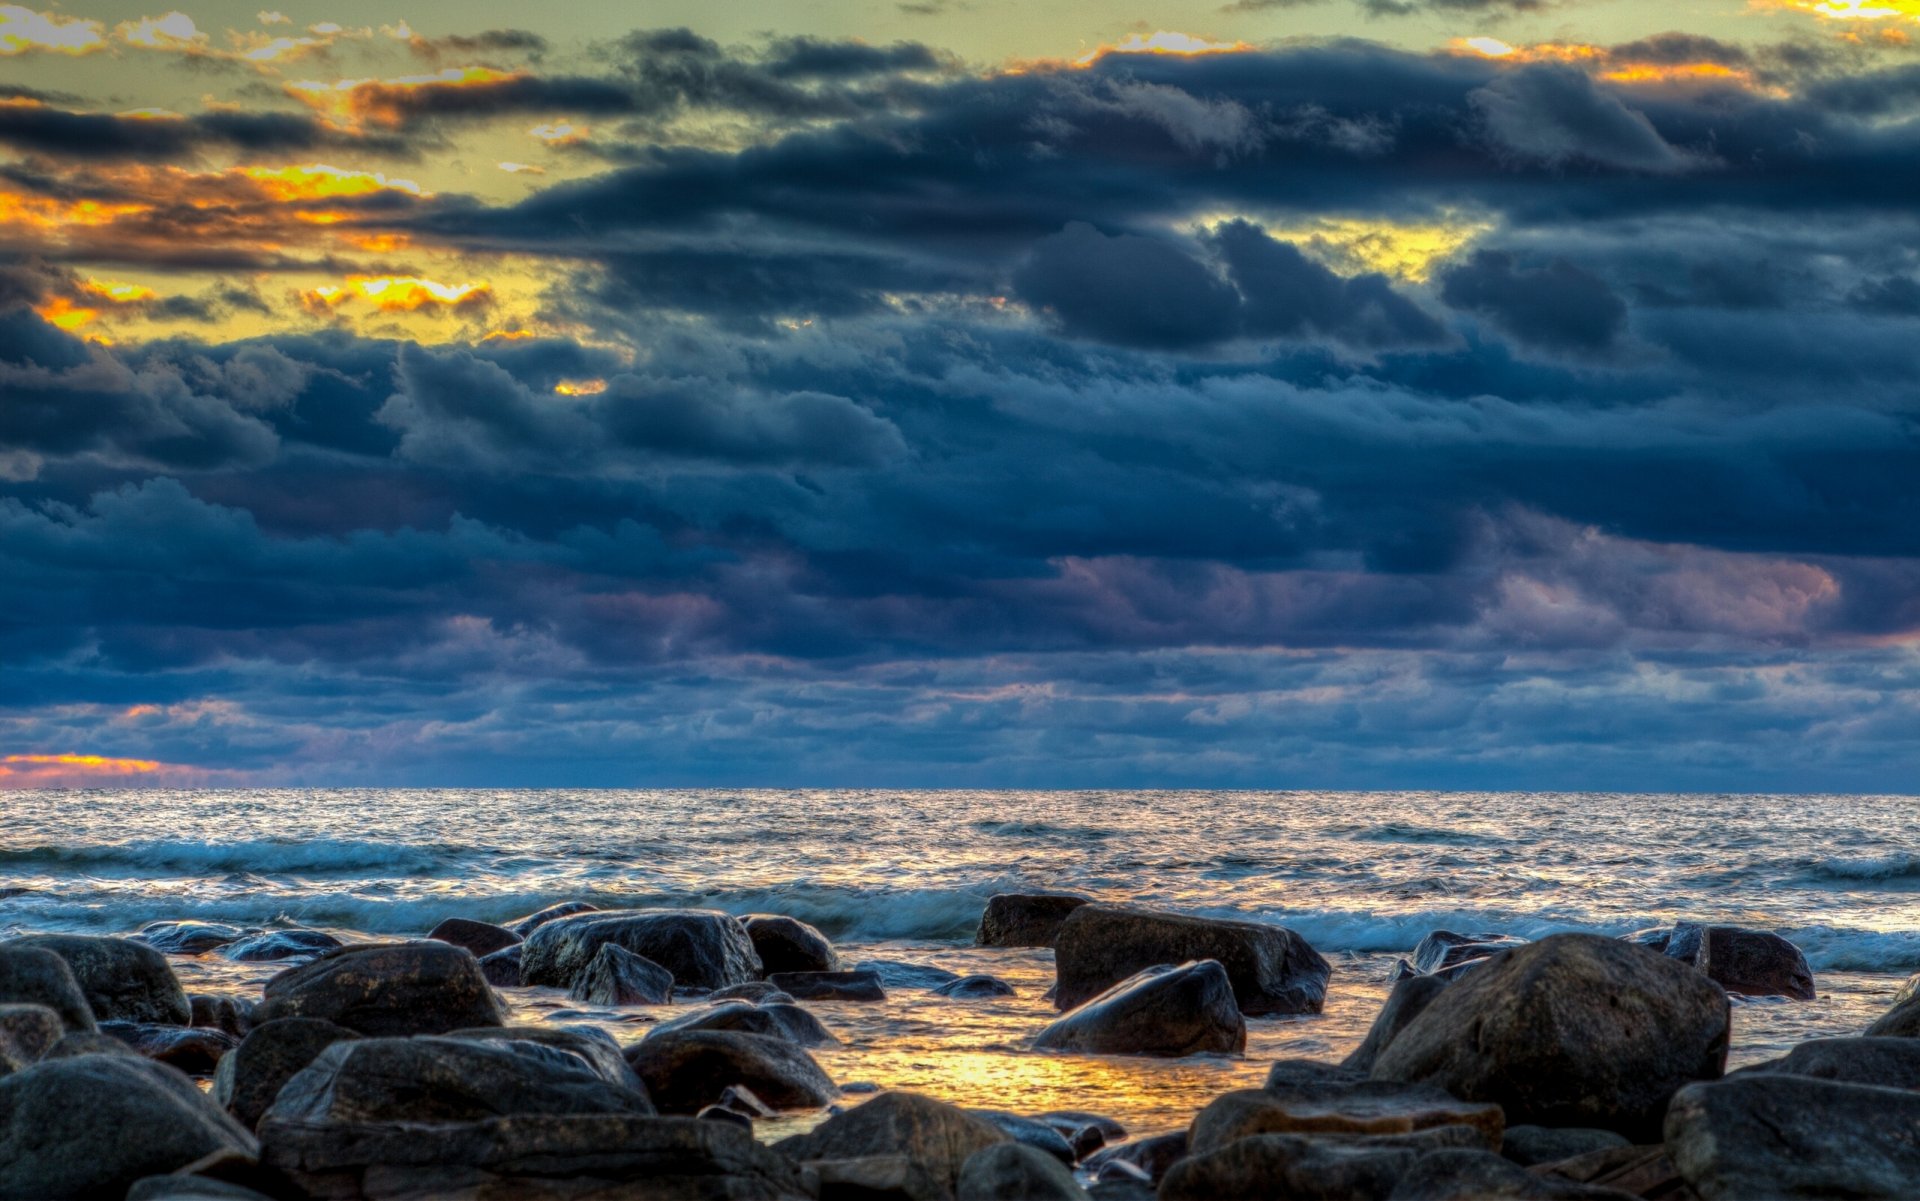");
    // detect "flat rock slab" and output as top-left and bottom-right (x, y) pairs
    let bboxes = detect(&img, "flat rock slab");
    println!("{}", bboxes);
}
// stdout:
(1188, 1083), (1503, 1157)
(1159, 1127), (1483, 1201)
(1667, 1073), (1920, 1199)
(625, 1029), (838, 1114)
(1733, 1037), (1920, 1090)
